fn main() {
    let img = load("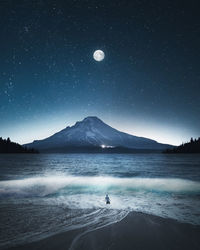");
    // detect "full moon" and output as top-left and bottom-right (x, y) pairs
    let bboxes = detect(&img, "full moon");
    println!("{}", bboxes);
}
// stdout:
(93, 50), (105, 61)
